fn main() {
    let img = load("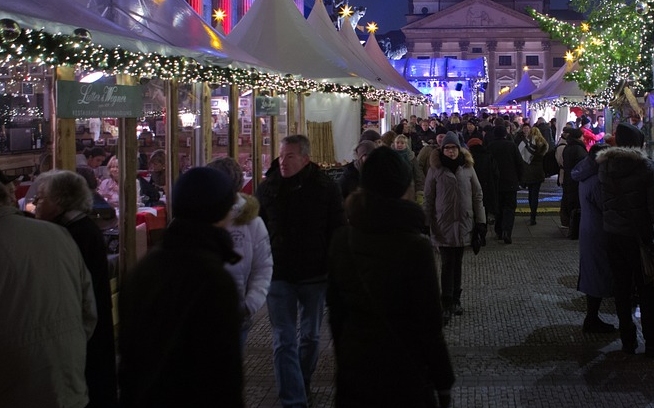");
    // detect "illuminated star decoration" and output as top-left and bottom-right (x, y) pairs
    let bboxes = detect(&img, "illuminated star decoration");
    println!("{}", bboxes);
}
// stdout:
(213, 9), (226, 23)
(339, 5), (353, 17)
(366, 22), (378, 34)
(564, 50), (575, 62)
(580, 22), (590, 32)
